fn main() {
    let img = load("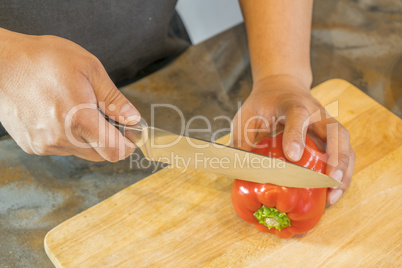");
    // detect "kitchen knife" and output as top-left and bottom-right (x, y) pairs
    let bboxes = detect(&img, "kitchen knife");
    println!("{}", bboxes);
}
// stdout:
(110, 118), (342, 188)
